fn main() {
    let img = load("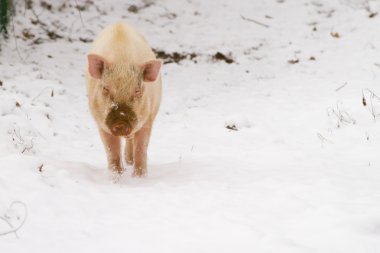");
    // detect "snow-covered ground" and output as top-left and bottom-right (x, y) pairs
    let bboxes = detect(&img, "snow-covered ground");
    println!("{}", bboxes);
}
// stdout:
(1, 0), (380, 252)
